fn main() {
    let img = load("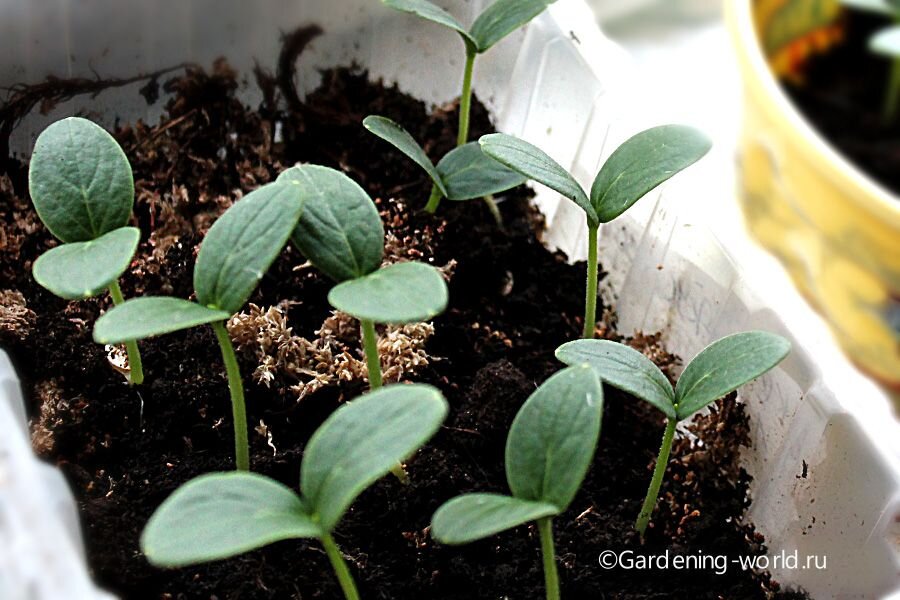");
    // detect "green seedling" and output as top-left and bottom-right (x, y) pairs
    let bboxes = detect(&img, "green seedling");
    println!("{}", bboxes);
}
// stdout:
(28, 117), (145, 384)
(556, 331), (790, 537)
(93, 180), (304, 471)
(363, 115), (525, 219)
(382, 0), (555, 213)
(840, 0), (900, 121)
(480, 127), (711, 339)
(277, 165), (449, 391)
(431, 365), (603, 600)
(141, 383), (448, 600)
